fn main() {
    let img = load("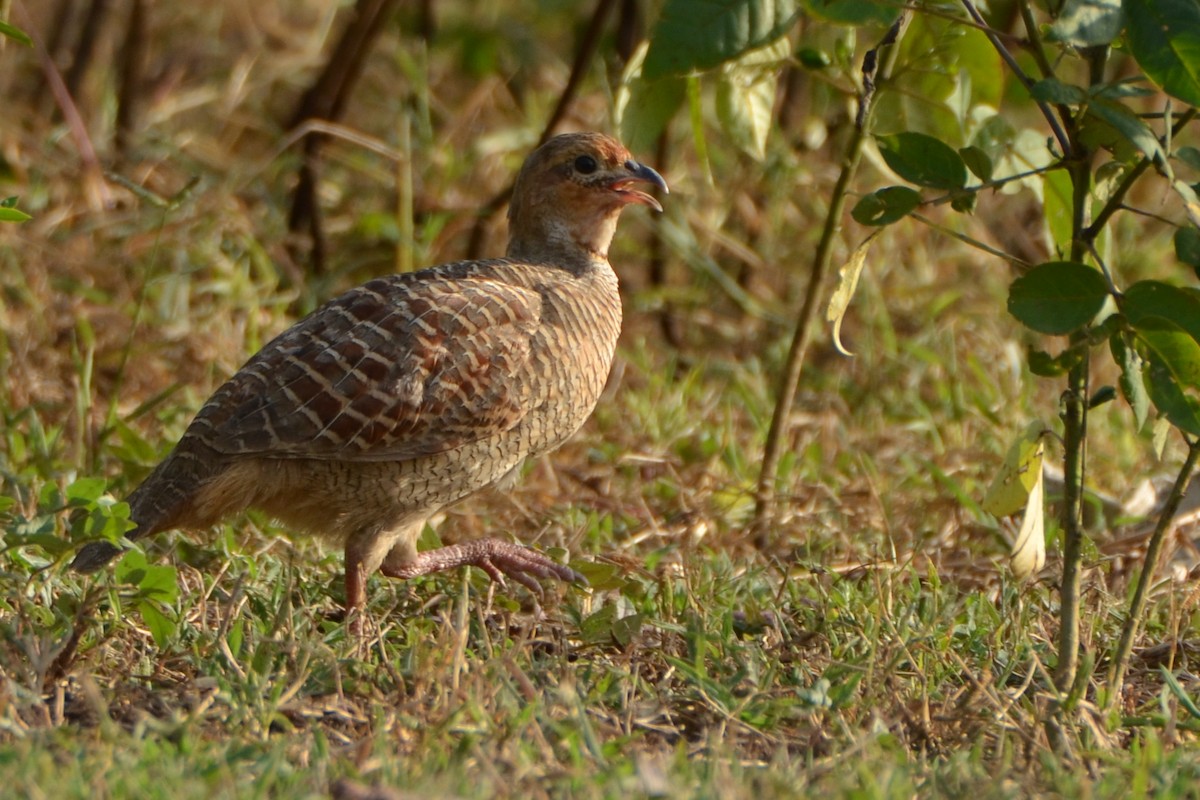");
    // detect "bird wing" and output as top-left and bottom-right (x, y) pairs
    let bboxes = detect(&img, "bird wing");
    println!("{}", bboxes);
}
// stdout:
(194, 266), (546, 461)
